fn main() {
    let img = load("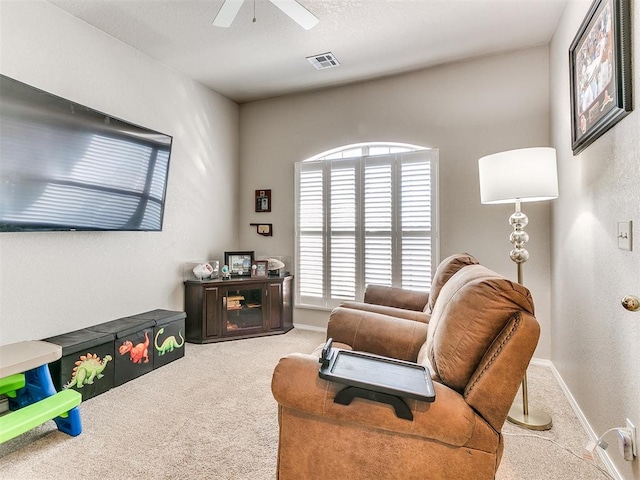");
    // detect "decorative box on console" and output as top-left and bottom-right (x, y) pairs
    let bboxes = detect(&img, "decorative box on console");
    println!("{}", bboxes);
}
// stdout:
(44, 329), (115, 401)
(87, 317), (155, 386)
(126, 309), (186, 369)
